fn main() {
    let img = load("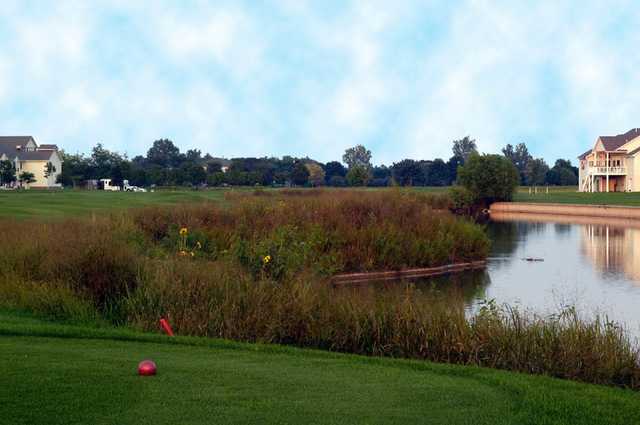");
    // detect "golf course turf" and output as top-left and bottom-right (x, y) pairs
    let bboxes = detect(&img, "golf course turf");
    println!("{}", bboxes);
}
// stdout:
(1, 312), (639, 425)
